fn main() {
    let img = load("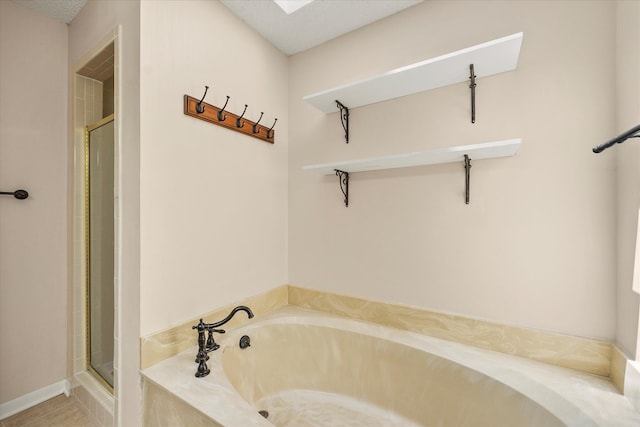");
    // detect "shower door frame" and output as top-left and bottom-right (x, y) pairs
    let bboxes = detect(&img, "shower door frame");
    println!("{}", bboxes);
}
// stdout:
(85, 113), (116, 393)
